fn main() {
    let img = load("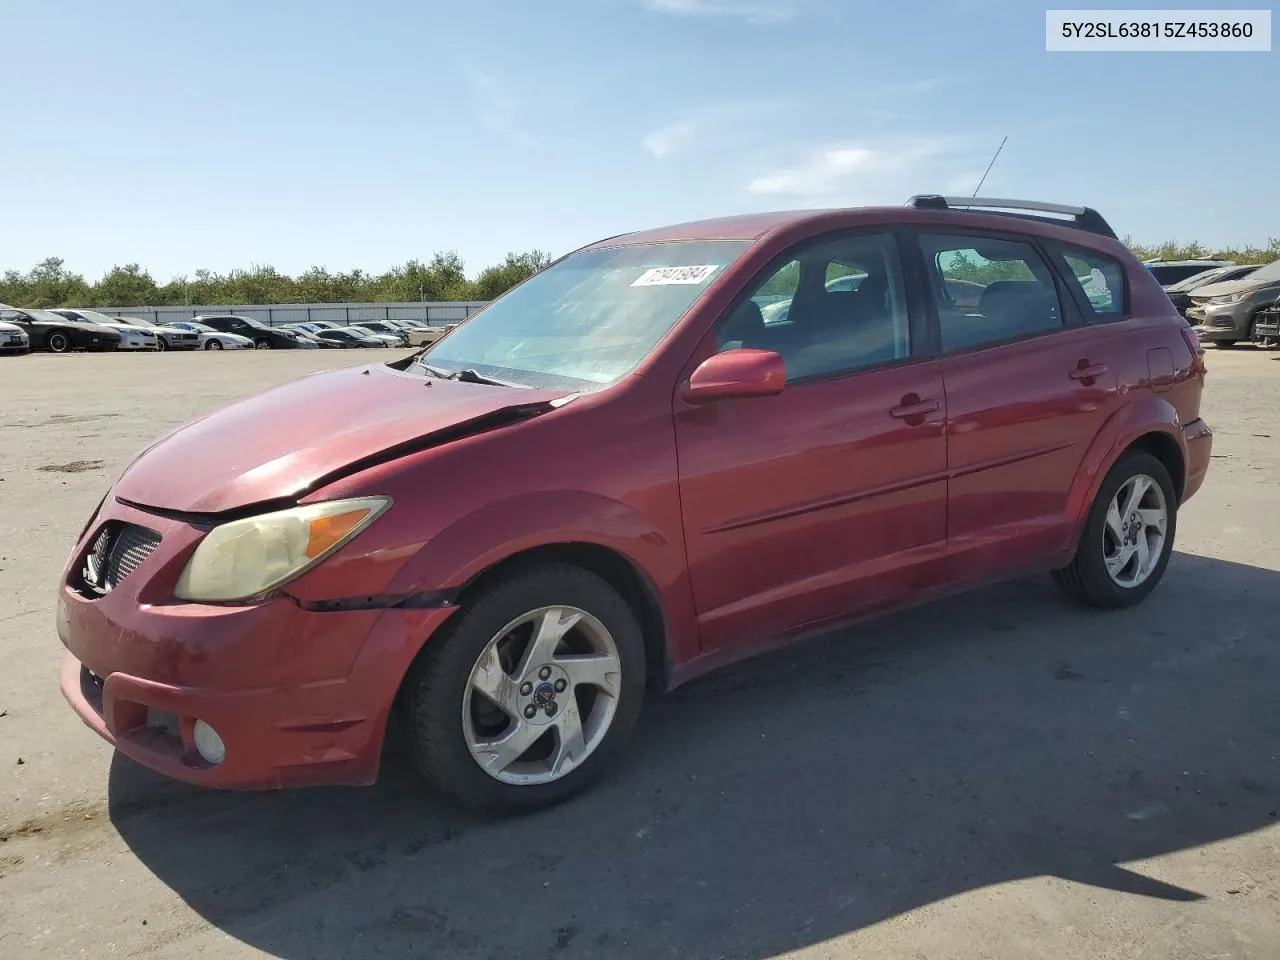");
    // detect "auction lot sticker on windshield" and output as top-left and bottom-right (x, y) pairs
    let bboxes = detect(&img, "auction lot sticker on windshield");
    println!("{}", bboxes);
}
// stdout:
(632, 265), (720, 286)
